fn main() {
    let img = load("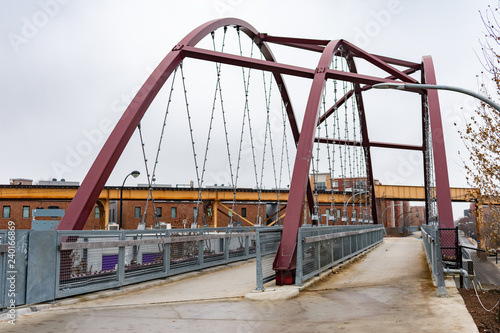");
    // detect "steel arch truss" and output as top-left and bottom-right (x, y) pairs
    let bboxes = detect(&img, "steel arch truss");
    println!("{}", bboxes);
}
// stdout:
(57, 18), (454, 285)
